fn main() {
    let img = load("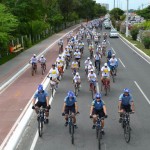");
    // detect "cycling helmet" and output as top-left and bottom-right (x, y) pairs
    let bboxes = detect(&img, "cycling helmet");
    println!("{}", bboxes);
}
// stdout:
(87, 57), (90, 60)
(33, 54), (36, 57)
(38, 84), (43, 92)
(91, 69), (94, 72)
(104, 63), (107, 66)
(41, 55), (44, 58)
(124, 88), (130, 93)
(112, 54), (115, 56)
(59, 54), (61, 57)
(95, 93), (102, 98)
(76, 72), (79, 76)
(89, 62), (92, 65)
(67, 91), (74, 97)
